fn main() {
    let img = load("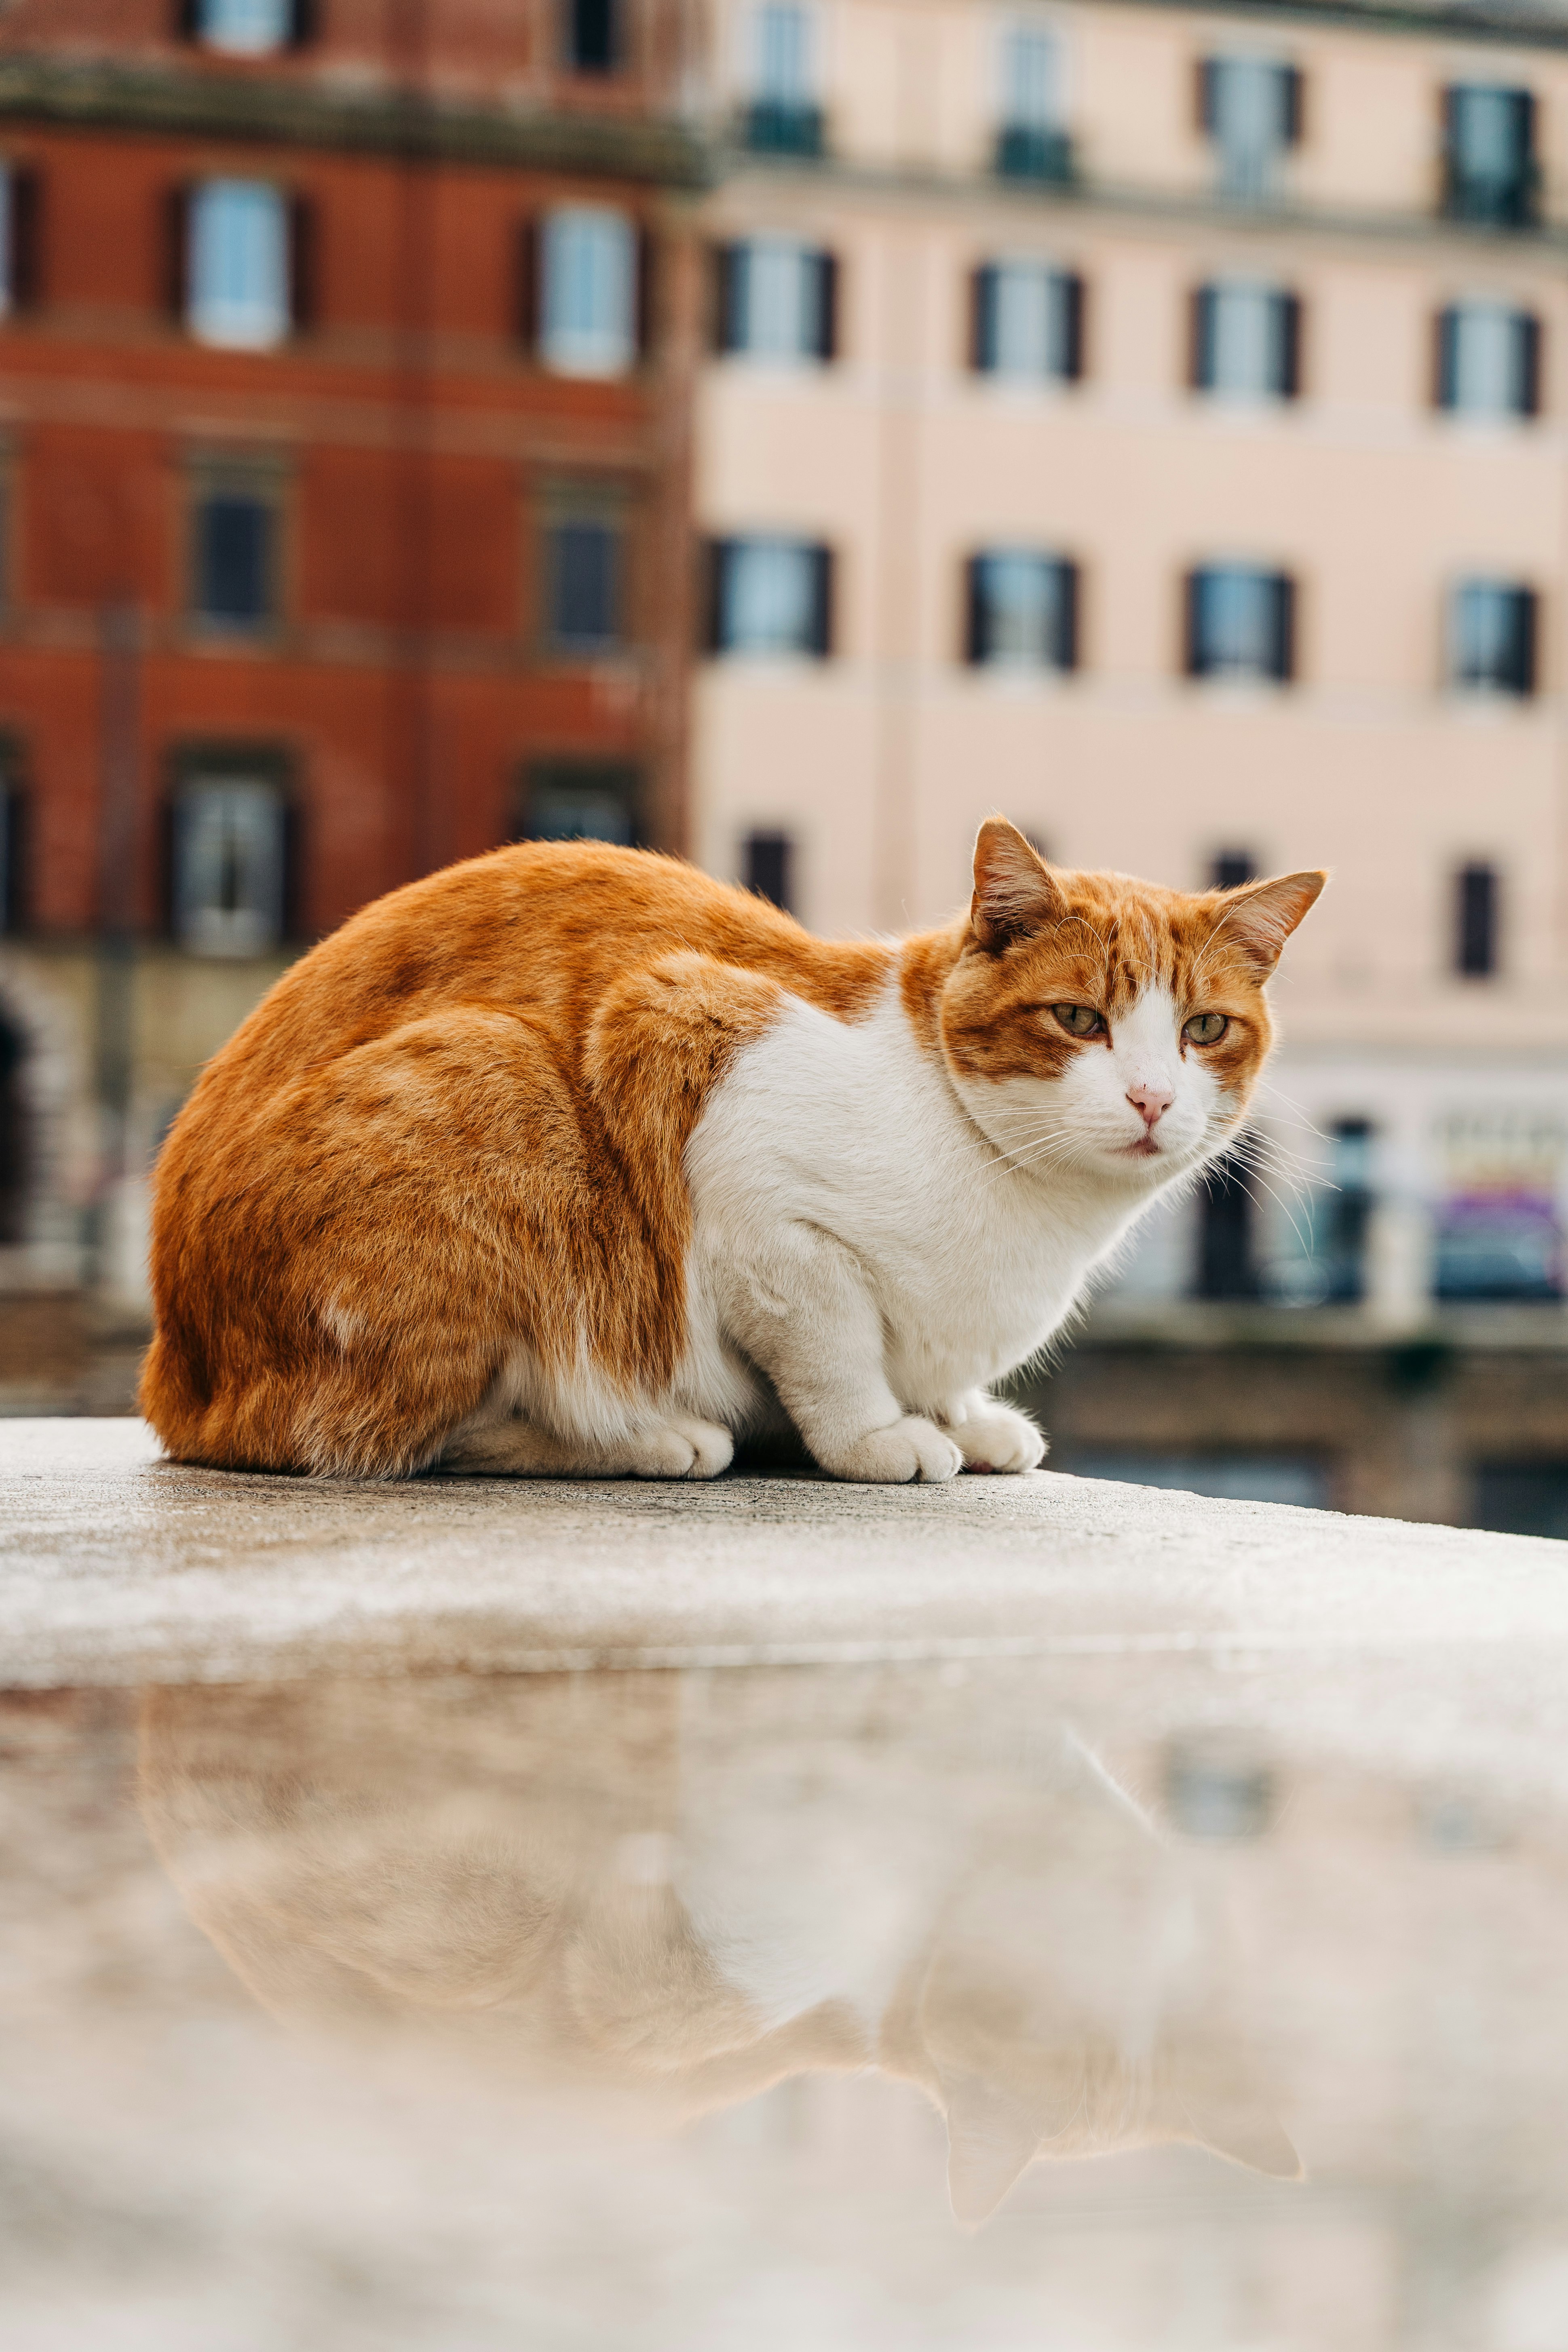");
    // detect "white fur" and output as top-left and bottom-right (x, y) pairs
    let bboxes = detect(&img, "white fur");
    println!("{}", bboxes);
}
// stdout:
(442, 961), (1241, 1483)
(673, 967), (1237, 1482)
